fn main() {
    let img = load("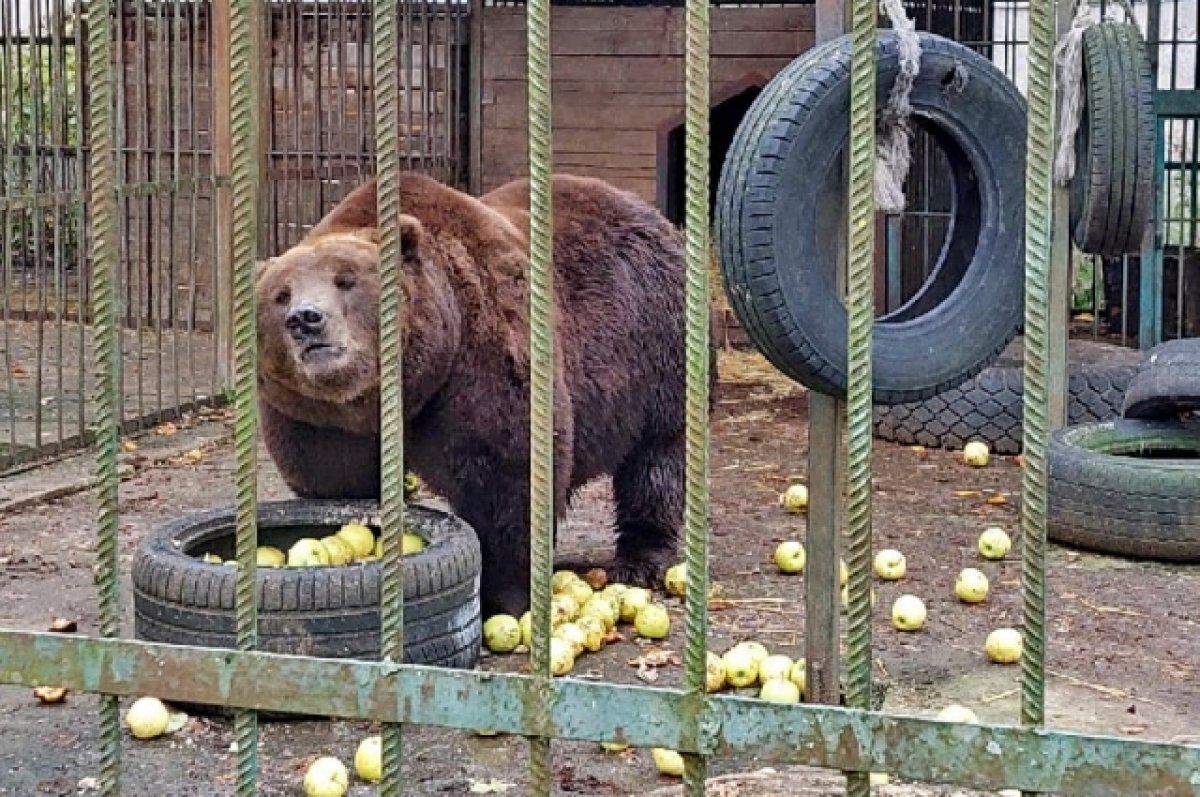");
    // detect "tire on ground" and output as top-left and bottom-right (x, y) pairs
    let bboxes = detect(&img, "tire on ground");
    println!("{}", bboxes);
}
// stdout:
(1069, 21), (1155, 257)
(132, 499), (482, 669)
(1047, 419), (1200, 562)
(873, 339), (1145, 454)
(1121, 337), (1200, 420)
(715, 31), (1027, 405)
